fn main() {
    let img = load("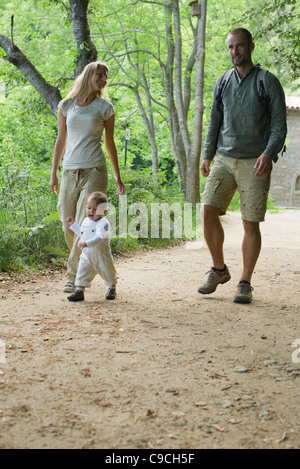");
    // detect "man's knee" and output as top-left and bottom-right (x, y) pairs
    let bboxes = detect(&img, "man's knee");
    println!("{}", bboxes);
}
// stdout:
(201, 205), (222, 223)
(242, 220), (260, 234)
